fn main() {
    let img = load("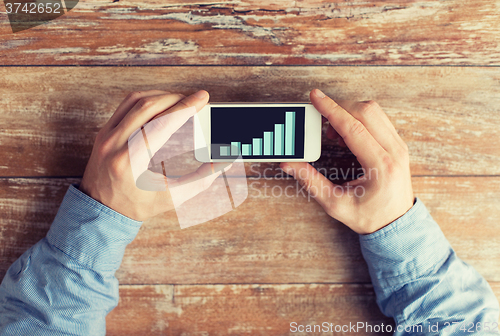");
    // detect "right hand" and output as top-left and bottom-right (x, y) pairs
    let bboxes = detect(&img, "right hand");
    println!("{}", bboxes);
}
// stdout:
(280, 89), (415, 235)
